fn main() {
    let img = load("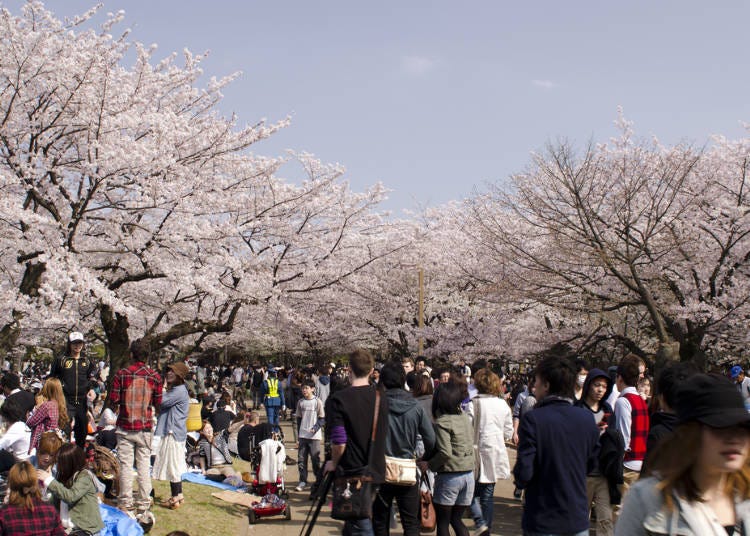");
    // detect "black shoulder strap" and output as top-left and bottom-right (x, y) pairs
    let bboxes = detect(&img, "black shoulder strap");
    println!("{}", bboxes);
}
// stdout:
(365, 389), (381, 468)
